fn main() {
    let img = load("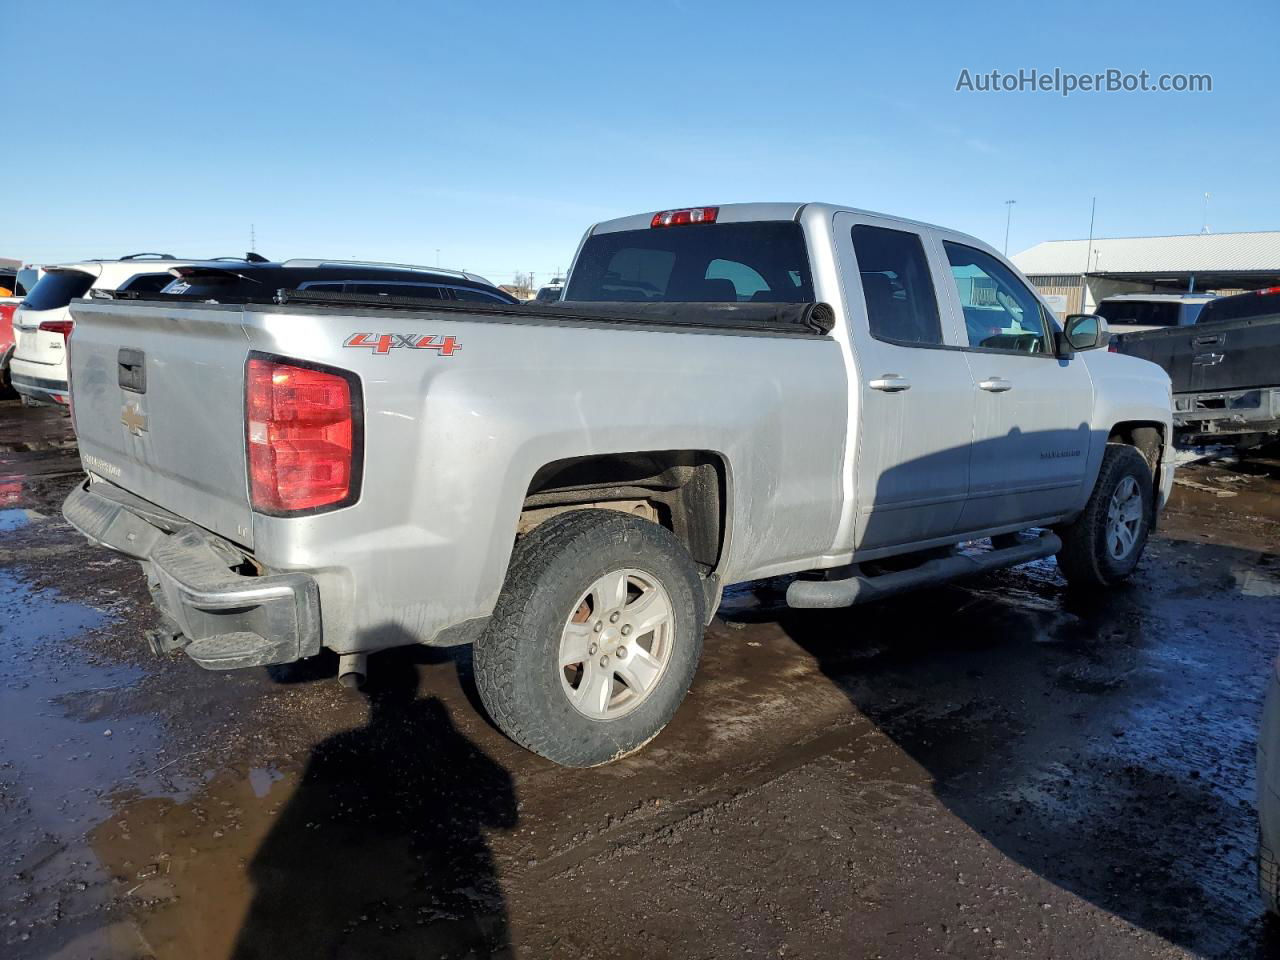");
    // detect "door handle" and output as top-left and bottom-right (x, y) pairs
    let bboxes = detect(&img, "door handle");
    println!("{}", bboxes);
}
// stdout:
(1193, 335), (1222, 346)
(869, 375), (911, 392)
(978, 377), (1013, 392)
